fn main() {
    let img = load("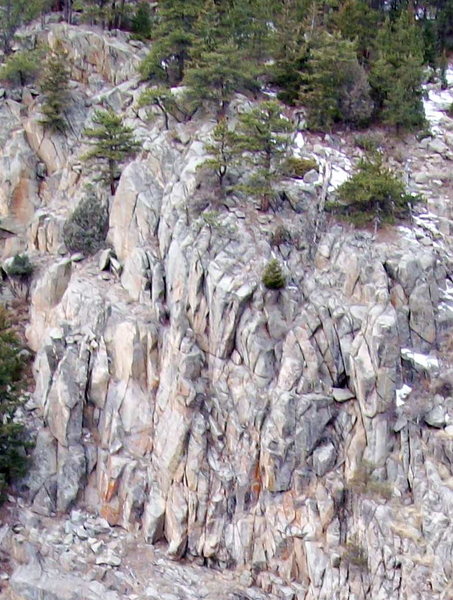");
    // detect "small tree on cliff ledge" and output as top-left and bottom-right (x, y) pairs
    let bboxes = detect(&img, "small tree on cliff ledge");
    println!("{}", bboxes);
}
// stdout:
(234, 101), (292, 211)
(82, 110), (141, 194)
